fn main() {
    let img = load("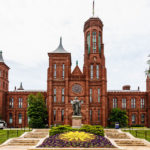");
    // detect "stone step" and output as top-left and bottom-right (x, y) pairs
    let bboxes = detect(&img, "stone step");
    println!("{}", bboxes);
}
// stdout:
(106, 133), (130, 139)
(34, 129), (49, 133)
(7, 139), (39, 146)
(24, 132), (48, 138)
(115, 140), (146, 146)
